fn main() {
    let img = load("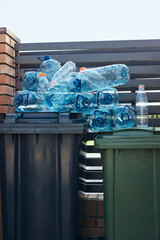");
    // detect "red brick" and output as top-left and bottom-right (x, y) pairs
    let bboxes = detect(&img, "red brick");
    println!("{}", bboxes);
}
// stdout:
(0, 44), (15, 58)
(98, 196), (104, 217)
(97, 218), (105, 227)
(0, 85), (14, 95)
(0, 75), (15, 87)
(87, 198), (96, 217)
(0, 34), (17, 48)
(0, 106), (15, 113)
(0, 54), (14, 67)
(0, 65), (15, 77)
(79, 227), (105, 238)
(0, 96), (13, 105)
(0, 27), (21, 43)
(0, 231), (3, 240)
